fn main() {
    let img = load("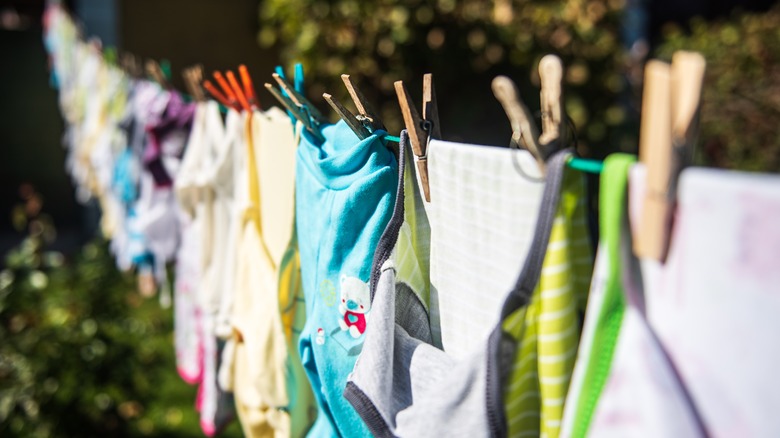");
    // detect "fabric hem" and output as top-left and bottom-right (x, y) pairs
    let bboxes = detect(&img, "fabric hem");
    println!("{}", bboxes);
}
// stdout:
(344, 381), (397, 438)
